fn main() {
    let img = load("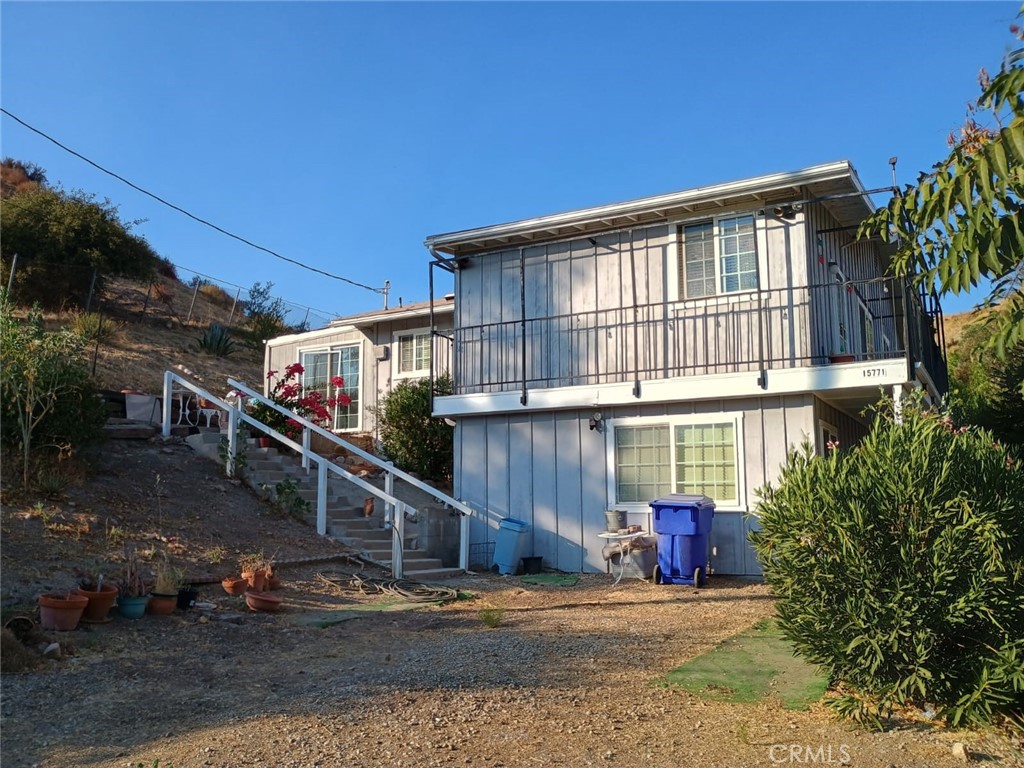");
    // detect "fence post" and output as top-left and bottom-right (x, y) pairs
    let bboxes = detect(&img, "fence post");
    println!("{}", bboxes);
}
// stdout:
(302, 428), (311, 473)
(228, 287), (241, 324)
(186, 280), (200, 324)
(459, 510), (470, 571)
(140, 282), (153, 319)
(85, 267), (98, 312)
(5, 253), (17, 295)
